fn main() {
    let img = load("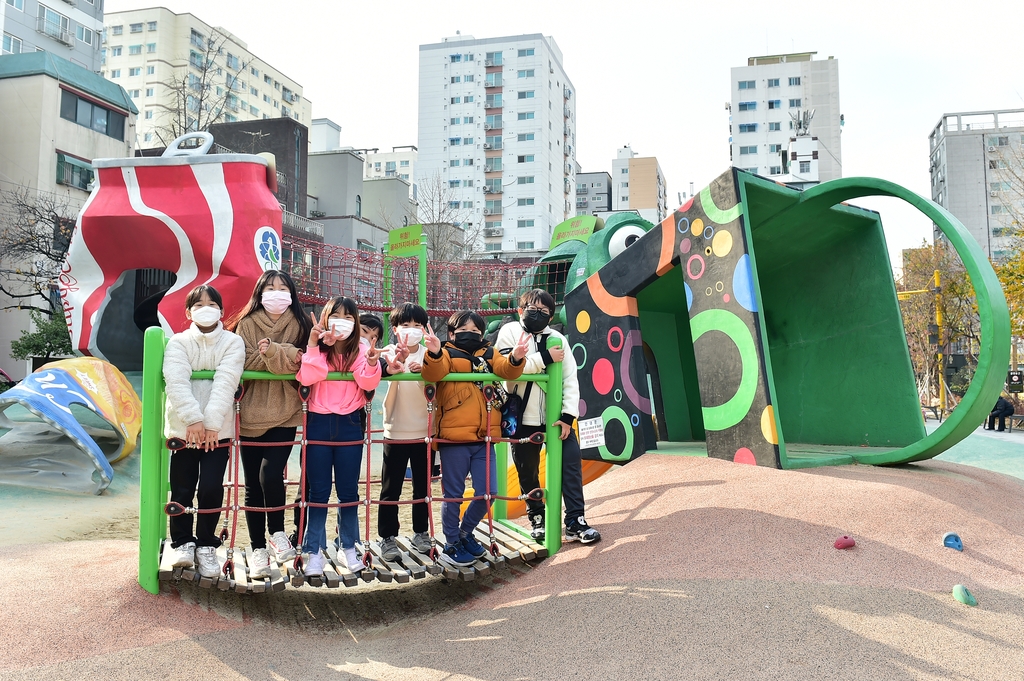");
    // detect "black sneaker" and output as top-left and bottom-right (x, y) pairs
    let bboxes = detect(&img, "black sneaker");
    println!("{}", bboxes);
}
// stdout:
(565, 516), (601, 544)
(528, 512), (545, 542)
